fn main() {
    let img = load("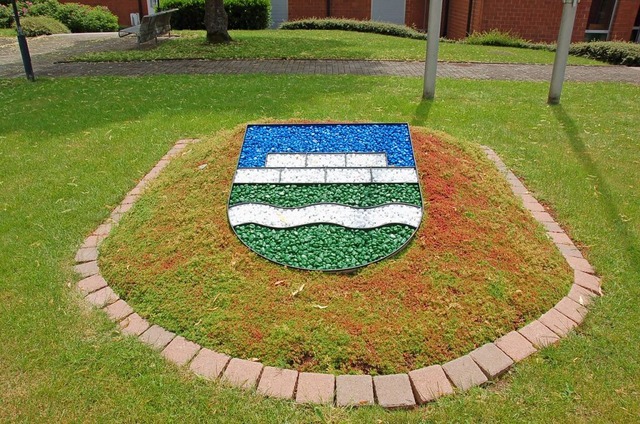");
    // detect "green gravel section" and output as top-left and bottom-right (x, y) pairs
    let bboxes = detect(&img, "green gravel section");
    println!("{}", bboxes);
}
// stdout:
(234, 223), (416, 270)
(229, 183), (422, 208)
